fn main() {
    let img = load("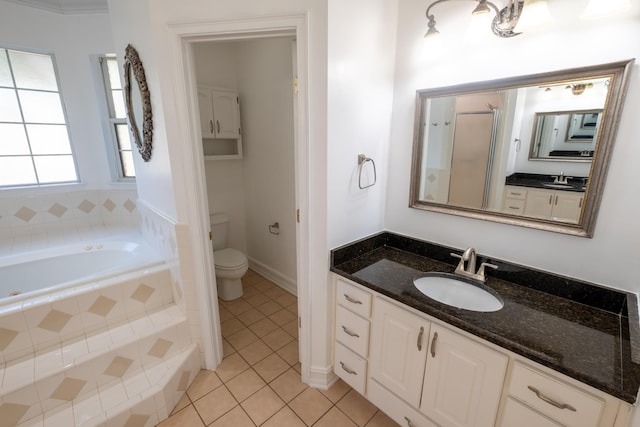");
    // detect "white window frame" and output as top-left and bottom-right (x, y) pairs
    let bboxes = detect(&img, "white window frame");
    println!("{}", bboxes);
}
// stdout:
(97, 55), (135, 181)
(0, 46), (80, 189)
